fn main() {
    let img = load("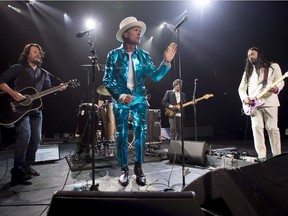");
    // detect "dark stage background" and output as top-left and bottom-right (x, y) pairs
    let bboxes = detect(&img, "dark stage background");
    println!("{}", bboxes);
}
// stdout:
(1, 1), (288, 142)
